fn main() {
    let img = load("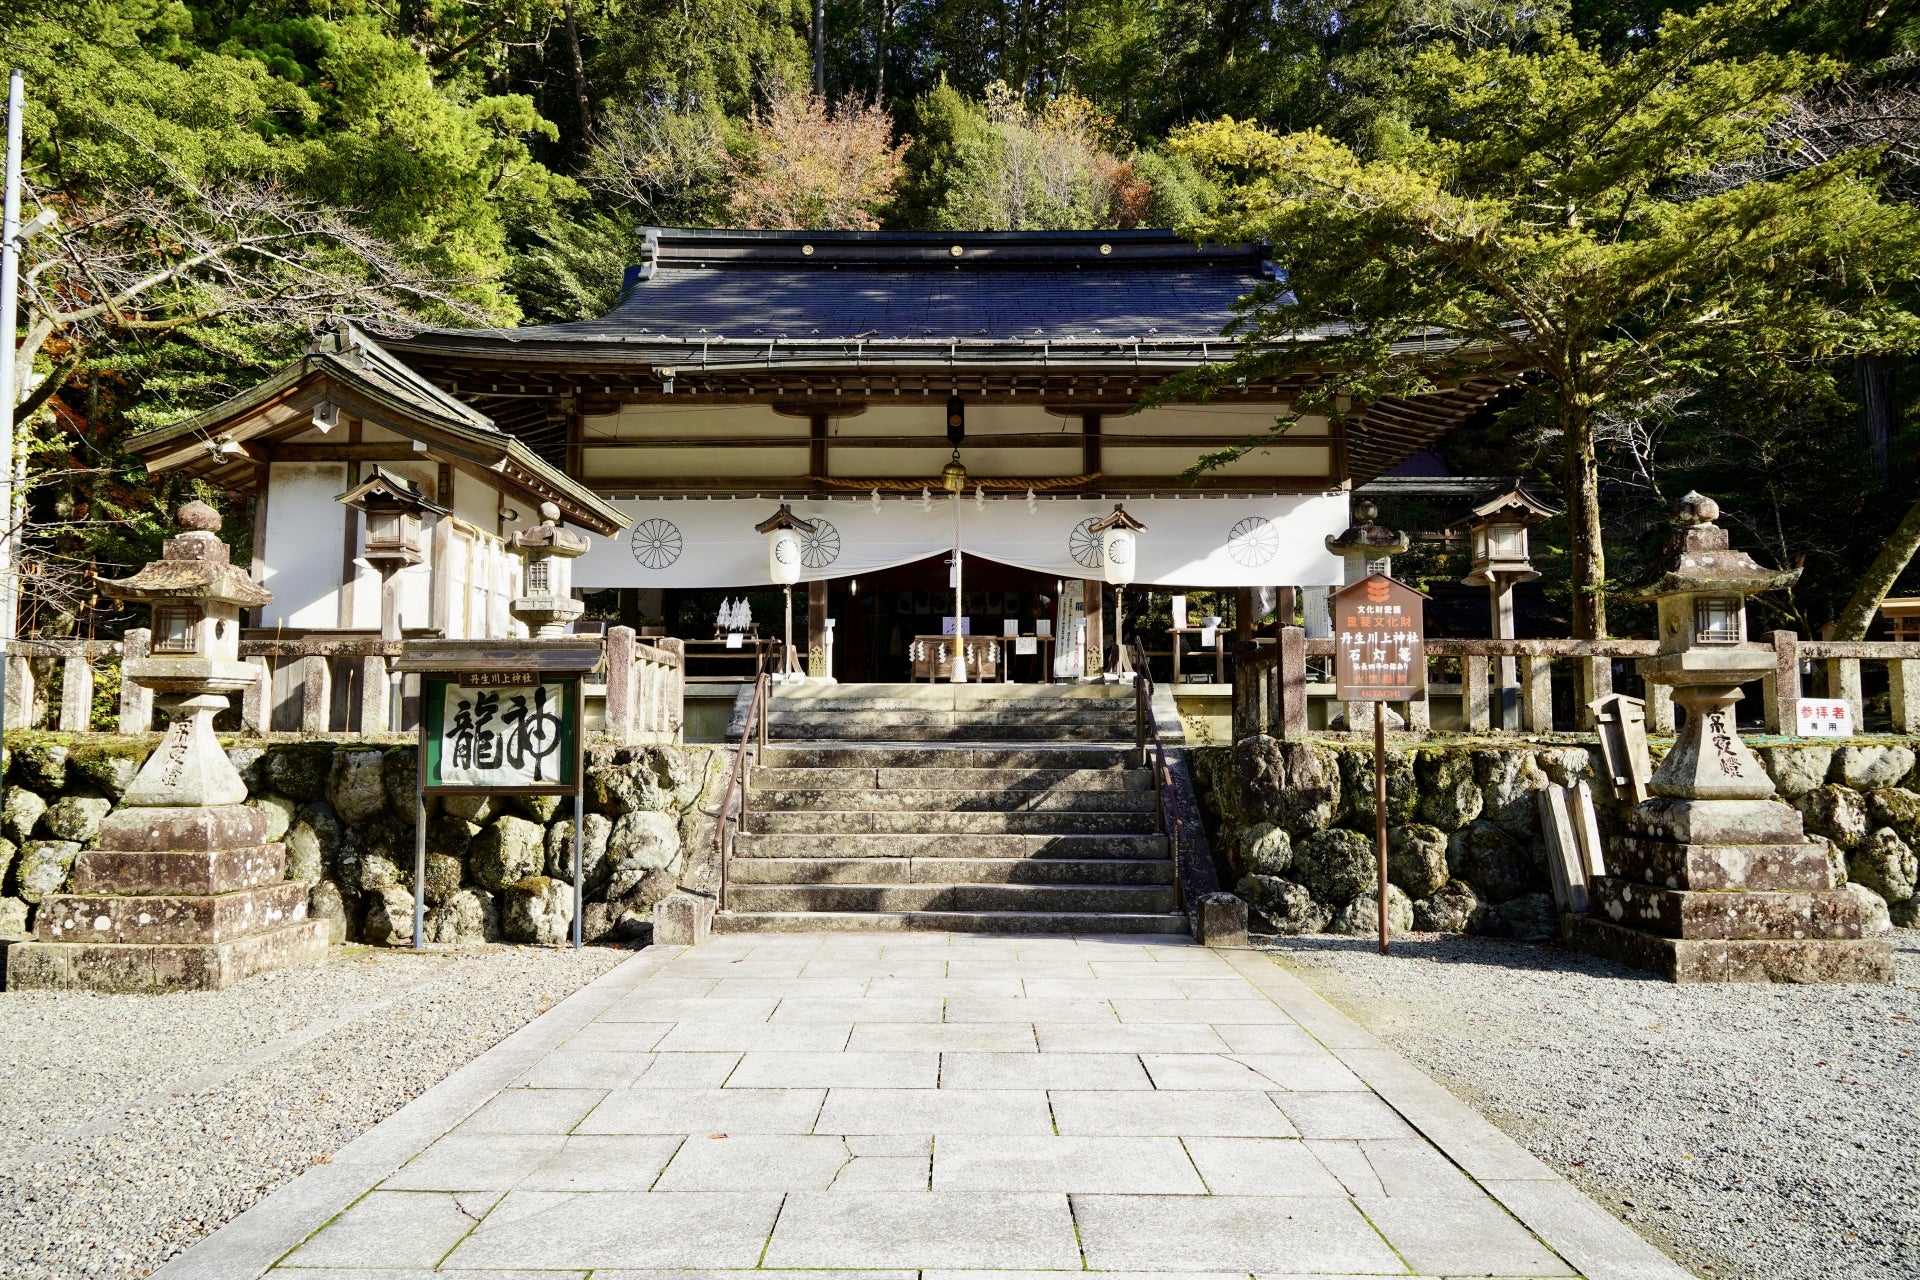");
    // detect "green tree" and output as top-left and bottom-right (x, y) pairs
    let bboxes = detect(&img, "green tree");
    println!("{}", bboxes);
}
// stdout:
(1168, 0), (1920, 637)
